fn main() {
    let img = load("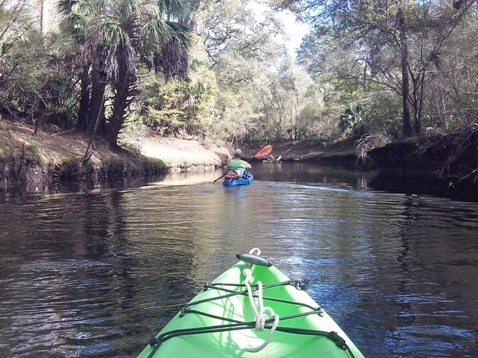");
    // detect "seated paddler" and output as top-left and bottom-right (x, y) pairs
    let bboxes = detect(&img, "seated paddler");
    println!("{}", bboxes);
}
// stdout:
(224, 149), (252, 179)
